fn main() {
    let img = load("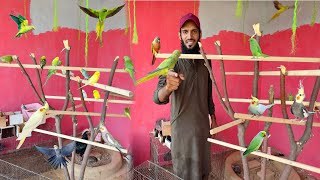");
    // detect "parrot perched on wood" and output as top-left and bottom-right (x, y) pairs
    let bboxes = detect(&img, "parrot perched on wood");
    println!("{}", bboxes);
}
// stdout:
(43, 57), (62, 87)
(243, 131), (267, 157)
(249, 36), (269, 58)
(10, 14), (35, 37)
(80, 68), (91, 80)
(16, 101), (49, 149)
(136, 50), (181, 85)
(98, 124), (123, 150)
(124, 56), (135, 84)
(0, 55), (17, 64)
(35, 141), (75, 169)
(79, 71), (100, 89)
(268, 1), (294, 23)
(124, 107), (131, 120)
(40, 56), (46, 75)
(248, 96), (274, 116)
(93, 90), (100, 99)
(151, 37), (161, 65)
(79, 4), (125, 46)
